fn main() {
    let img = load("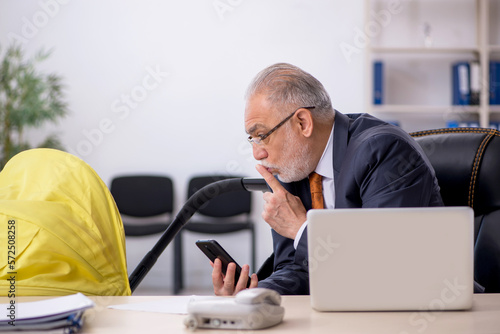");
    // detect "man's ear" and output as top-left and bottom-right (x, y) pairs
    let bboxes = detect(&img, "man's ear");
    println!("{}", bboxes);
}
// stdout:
(295, 108), (314, 138)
